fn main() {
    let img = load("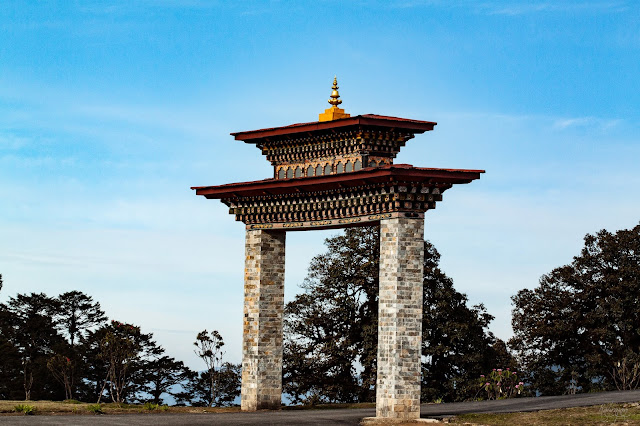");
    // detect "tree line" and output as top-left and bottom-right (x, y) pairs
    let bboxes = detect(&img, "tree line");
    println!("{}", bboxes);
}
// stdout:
(2, 221), (638, 404)
(510, 223), (640, 395)
(283, 222), (640, 403)
(0, 283), (240, 405)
